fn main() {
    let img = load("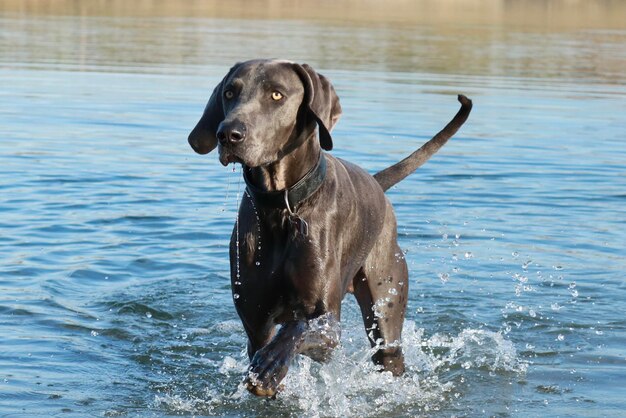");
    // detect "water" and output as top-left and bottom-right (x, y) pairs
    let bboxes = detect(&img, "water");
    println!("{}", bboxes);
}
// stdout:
(1, 1), (626, 416)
